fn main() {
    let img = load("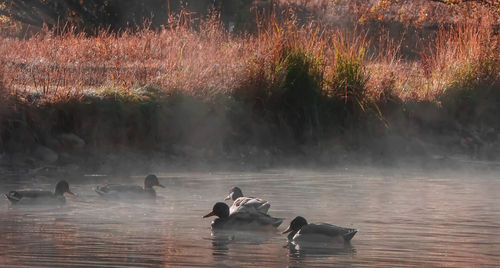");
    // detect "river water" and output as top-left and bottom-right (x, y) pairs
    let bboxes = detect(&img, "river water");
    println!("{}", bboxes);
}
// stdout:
(1, 168), (499, 267)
